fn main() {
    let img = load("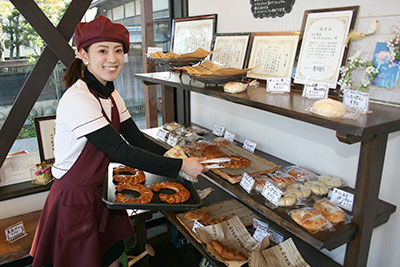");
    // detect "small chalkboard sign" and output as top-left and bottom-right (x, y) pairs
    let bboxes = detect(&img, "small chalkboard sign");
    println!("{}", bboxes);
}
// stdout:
(250, 0), (296, 18)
